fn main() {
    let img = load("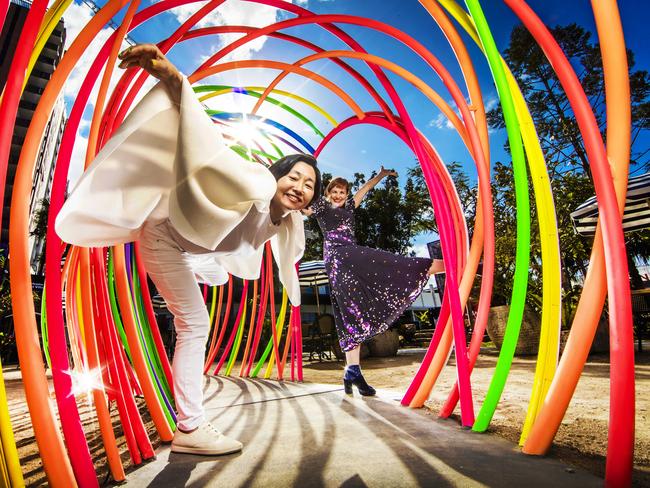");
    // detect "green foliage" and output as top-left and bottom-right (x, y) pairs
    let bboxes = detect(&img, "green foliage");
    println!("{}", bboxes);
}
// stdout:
(406, 161), (478, 236)
(0, 253), (13, 358)
(304, 22), (649, 344)
(0, 252), (41, 358)
(29, 198), (50, 240)
(449, 162), (648, 331)
(488, 23), (649, 176)
(29, 198), (50, 276)
(485, 22), (649, 331)
(353, 171), (413, 254)
(0, 253), (11, 318)
(489, 163), (596, 327)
